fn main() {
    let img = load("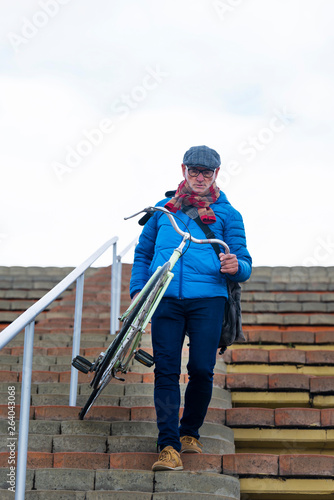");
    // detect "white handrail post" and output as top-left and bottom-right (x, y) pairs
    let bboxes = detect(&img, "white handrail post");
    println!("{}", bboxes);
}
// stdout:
(115, 255), (122, 333)
(69, 273), (85, 407)
(110, 241), (118, 335)
(15, 320), (35, 500)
